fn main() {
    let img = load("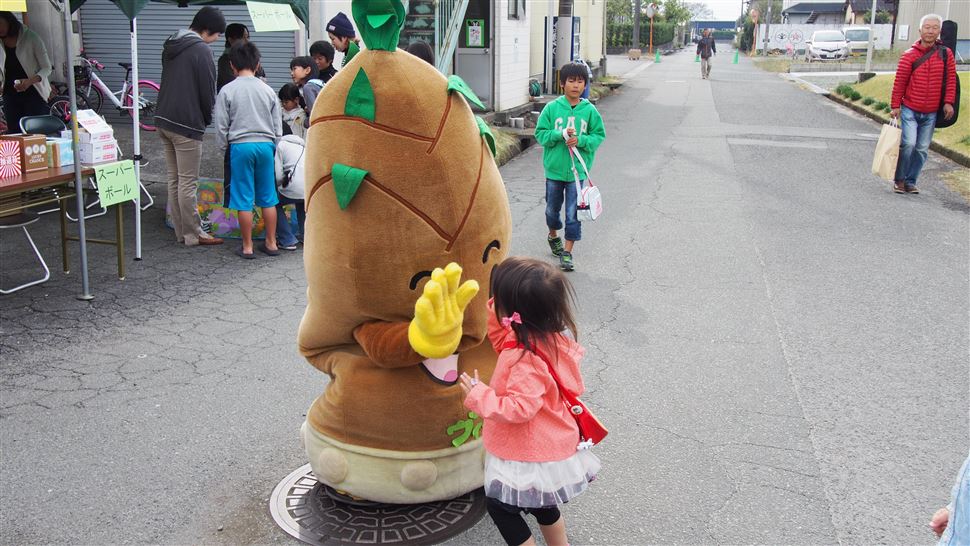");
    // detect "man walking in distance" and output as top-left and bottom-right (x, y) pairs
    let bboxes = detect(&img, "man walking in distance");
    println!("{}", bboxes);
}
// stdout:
(696, 28), (716, 79)
(889, 13), (957, 194)
(154, 6), (226, 246)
